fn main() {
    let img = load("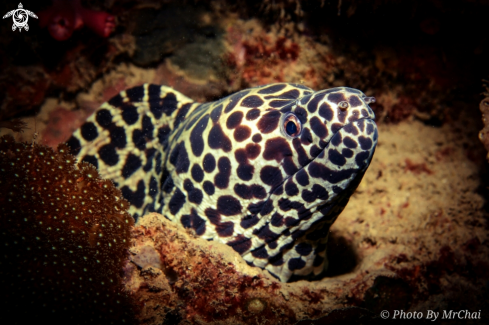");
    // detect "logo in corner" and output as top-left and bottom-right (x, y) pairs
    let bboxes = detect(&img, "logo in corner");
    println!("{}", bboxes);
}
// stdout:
(3, 3), (38, 32)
